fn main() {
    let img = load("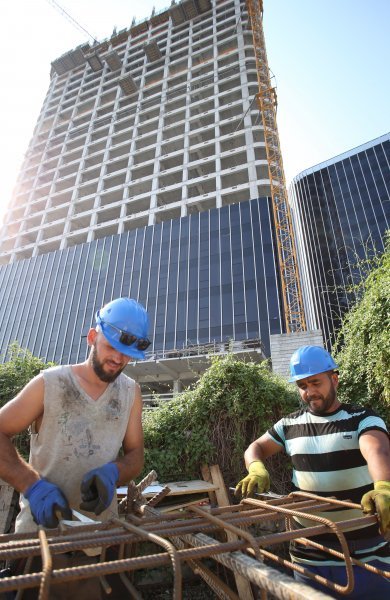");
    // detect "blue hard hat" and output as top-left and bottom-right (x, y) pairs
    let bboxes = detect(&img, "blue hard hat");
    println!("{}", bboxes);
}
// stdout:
(289, 345), (338, 382)
(95, 298), (150, 360)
